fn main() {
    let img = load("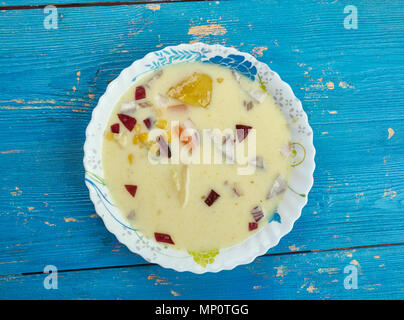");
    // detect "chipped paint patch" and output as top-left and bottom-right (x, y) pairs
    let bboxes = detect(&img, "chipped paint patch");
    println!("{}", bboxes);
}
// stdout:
(188, 24), (227, 42)
(146, 4), (161, 11)
(346, 250), (356, 258)
(0, 98), (25, 104)
(288, 245), (300, 252)
(44, 221), (55, 227)
(326, 81), (334, 90)
(64, 217), (77, 222)
(90, 214), (98, 218)
(327, 110), (338, 114)
(147, 274), (170, 285)
(317, 267), (338, 274)
(0, 260), (19, 265)
(0, 150), (23, 154)
(156, 42), (176, 48)
(274, 265), (288, 278)
(338, 81), (354, 89)
(252, 46), (268, 57)
(10, 187), (22, 197)
(350, 259), (360, 266)
(306, 283), (317, 293)
(387, 128), (395, 139)
(382, 188), (397, 199)
(170, 290), (181, 297)
(1, 105), (73, 110)
(321, 132), (329, 135)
